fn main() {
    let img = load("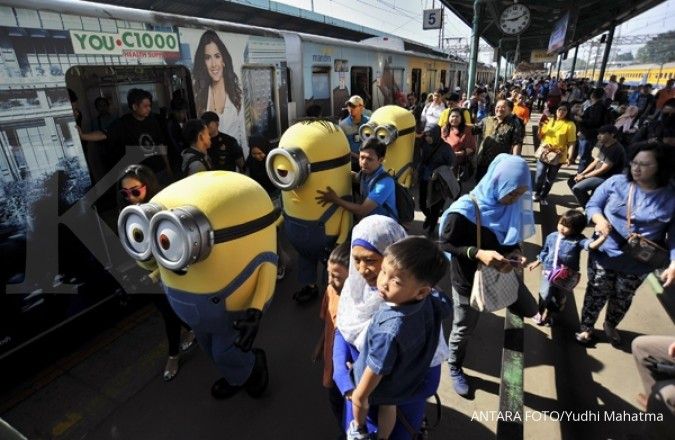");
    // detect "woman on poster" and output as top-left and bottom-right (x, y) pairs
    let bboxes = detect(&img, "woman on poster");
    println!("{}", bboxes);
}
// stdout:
(193, 30), (245, 149)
